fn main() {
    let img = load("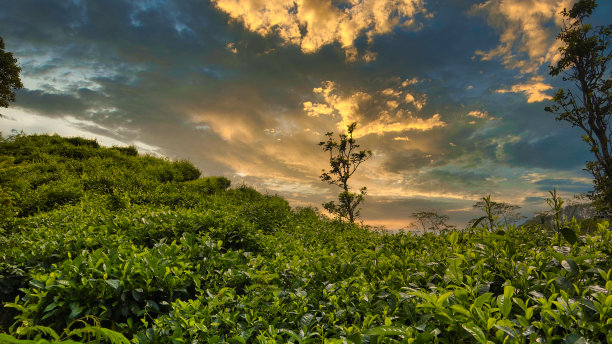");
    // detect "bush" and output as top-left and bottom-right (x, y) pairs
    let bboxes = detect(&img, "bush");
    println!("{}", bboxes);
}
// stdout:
(187, 176), (231, 194)
(112, 145), (138, 156)
(65, 136), (100, 148)
(172, 160), (201, 181)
